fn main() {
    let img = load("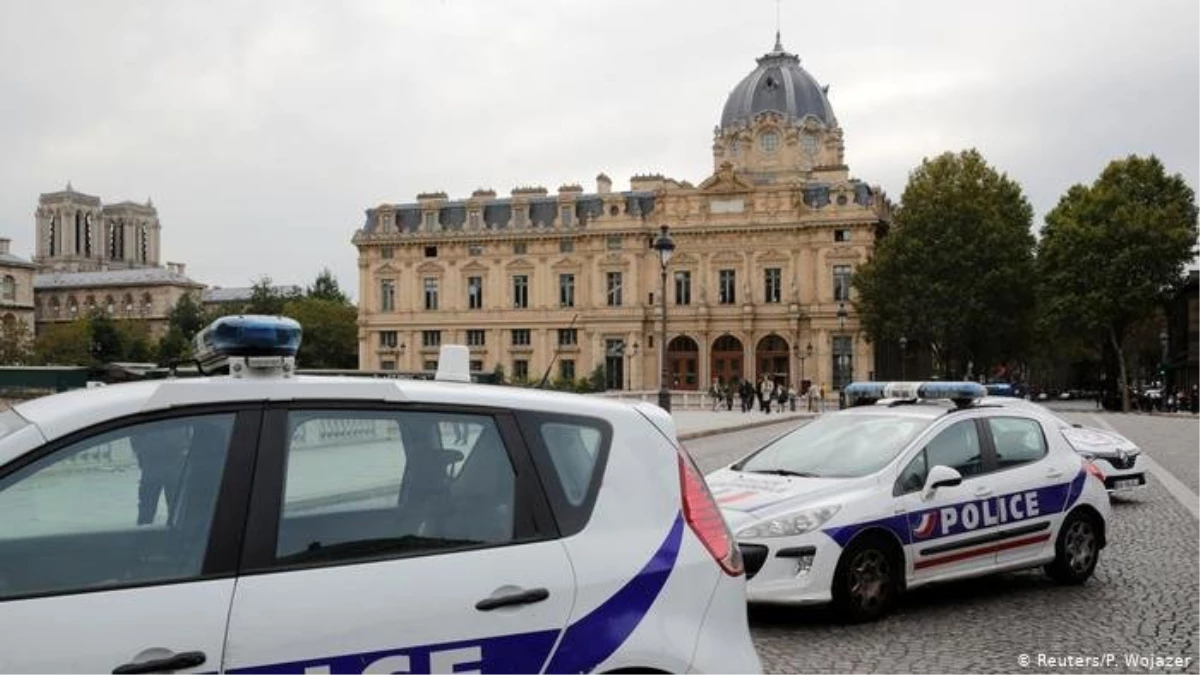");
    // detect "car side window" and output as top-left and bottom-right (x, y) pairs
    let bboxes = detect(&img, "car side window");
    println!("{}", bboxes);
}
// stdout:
(275, 410), (518, 565)
(539, 422), (603, 506)
(924, 419), (985, 478)
(988, 417), (1047, 468)
(0, 413), (235, 600)
(894, 449), (928, 495)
